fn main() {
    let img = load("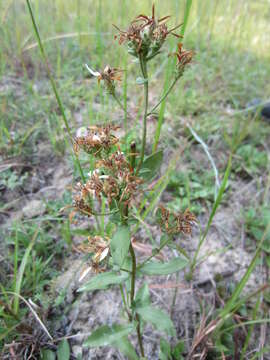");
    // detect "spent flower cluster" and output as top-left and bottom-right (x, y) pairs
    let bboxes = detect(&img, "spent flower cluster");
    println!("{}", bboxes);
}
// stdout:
(114, 4), (182, 60)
